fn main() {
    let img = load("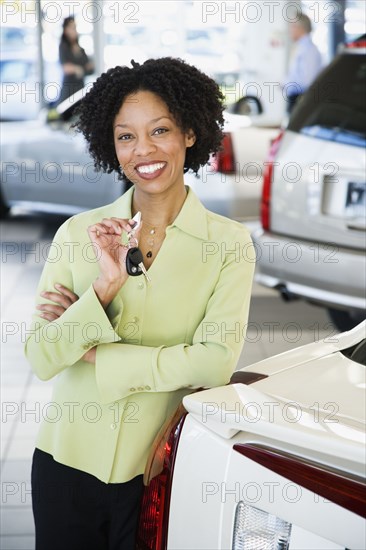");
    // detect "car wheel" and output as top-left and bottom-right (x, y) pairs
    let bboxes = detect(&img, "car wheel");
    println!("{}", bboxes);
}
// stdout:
(232, 95), (263, 116)
(0, 189), (10, 219)
(327, 308), (365, 332)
